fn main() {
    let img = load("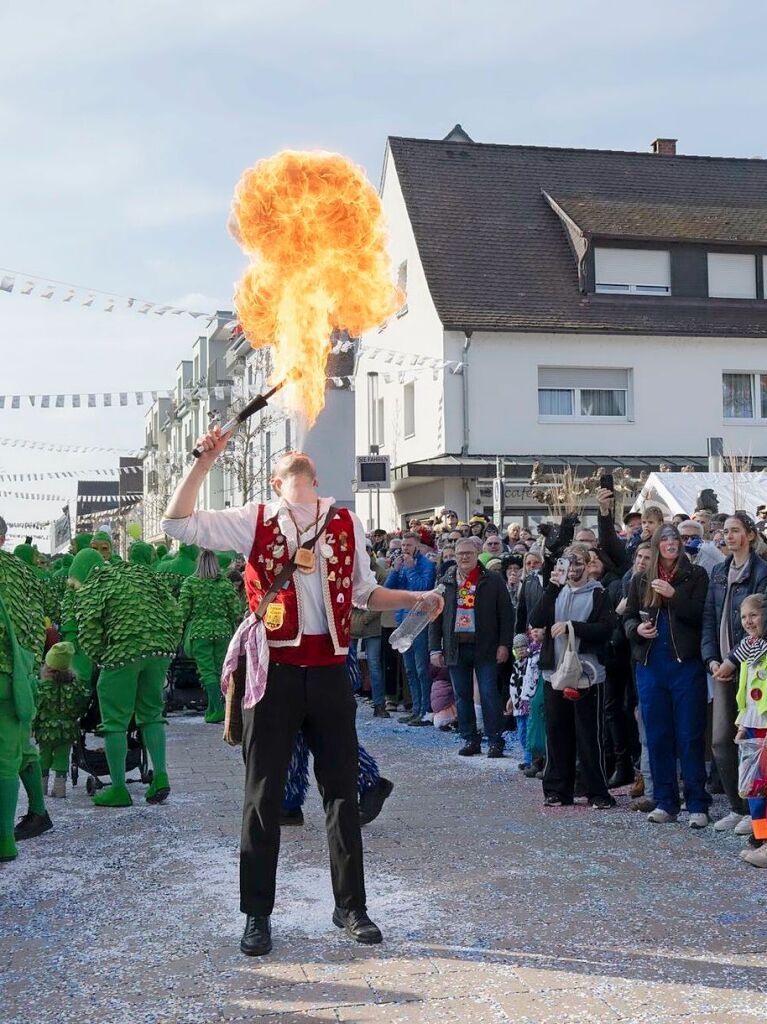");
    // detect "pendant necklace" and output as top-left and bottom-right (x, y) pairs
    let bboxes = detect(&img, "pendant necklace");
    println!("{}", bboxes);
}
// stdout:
(285, 500), (321, 574)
